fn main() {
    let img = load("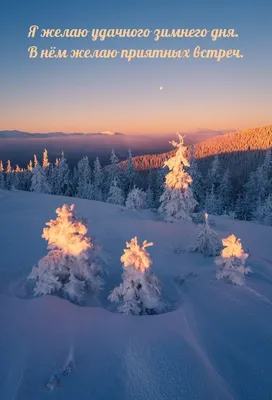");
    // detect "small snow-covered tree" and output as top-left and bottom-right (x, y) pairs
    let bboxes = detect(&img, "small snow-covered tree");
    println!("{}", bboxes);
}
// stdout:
(106, 177), (124, 205)
(0, 161), (5, 189)
(207, 155), (222, 192)
(33, 154), (38, 168)
(215, 234), (251, 285)
(146, 168), (155, 208)
(13, 165), (22, 190)
(254, 194), (272, 226)
(76, 156), (93, 199)
(108, 237), (162, 315)
(205, 185), (221, 215)
(192, 213), (222, 256)
(93, 157), (104, 201)
(106, 149), (120, 193)
(218, 169), (232, 213)
(27, 160), (33, 172)
(189, 145), (204, 206)
(159, 134), (197, 222)
(28, 204), (103, 303)
(42, 149), (50, 169)
(5, 160), (13, 190)
(124, 149), (136, 195)
(57, 152), (70, 195)
(154, 167), (167, 208)
(125, 185), (147, 210)
(30, 162), (51, 194)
